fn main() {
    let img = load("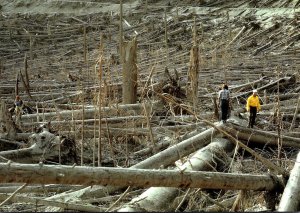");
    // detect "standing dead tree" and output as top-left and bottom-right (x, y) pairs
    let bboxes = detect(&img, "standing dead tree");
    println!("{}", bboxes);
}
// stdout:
(186, 43), (199, 110)
(122, 37), (138, 104)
